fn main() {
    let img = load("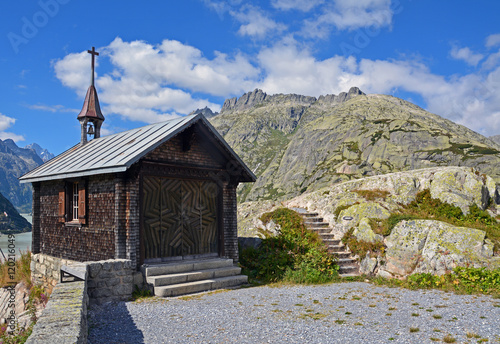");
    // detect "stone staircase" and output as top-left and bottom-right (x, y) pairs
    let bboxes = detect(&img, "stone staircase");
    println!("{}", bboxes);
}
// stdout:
(143, 258), (248, 297)
(297, 211), (359, 276)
